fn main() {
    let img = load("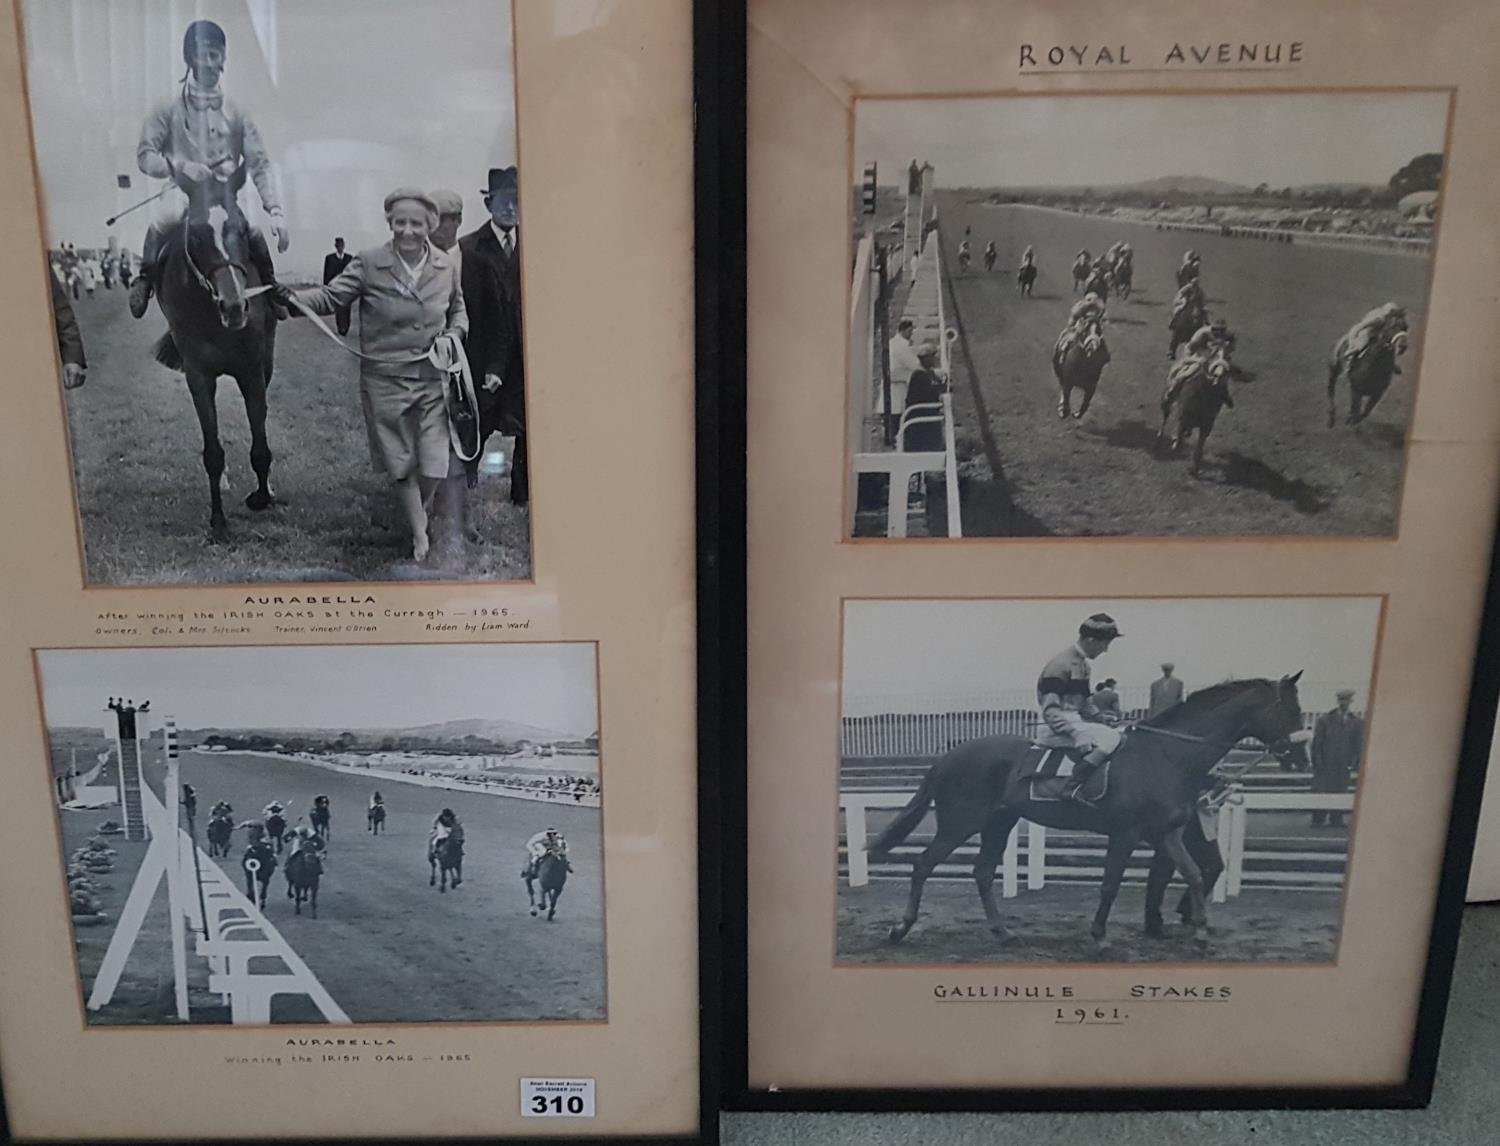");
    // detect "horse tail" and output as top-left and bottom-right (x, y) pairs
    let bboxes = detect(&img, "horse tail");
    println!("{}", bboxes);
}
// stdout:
(870, 769), (937, 859)
(153, 332), (183, 372)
